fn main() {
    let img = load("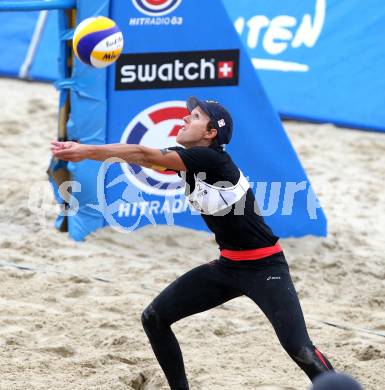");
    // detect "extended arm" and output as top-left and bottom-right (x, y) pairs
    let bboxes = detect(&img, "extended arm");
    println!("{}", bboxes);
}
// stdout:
(50, 141), (186, 172)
